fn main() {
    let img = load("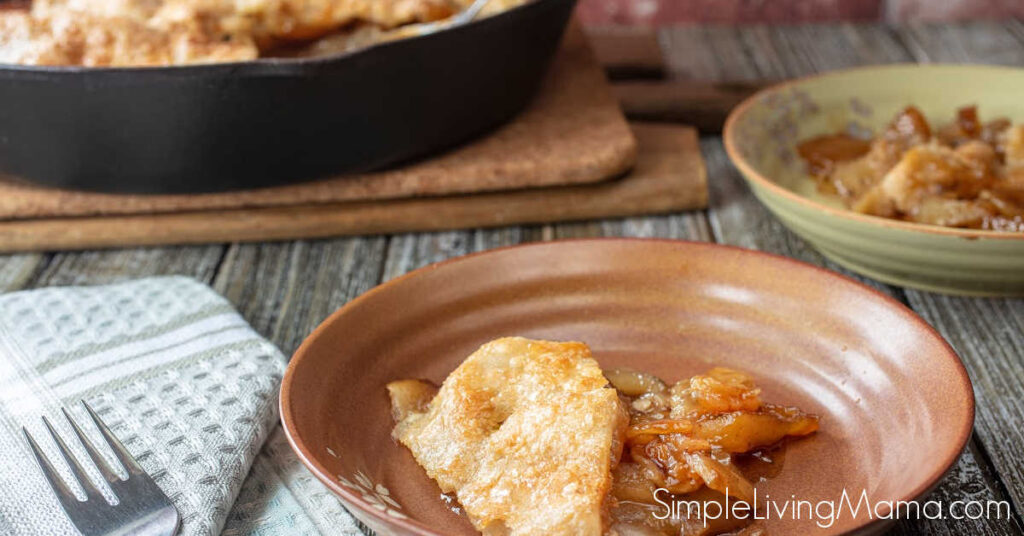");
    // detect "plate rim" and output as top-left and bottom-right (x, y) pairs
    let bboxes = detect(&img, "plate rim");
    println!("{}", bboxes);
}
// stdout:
(280, 237), (976, 535)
